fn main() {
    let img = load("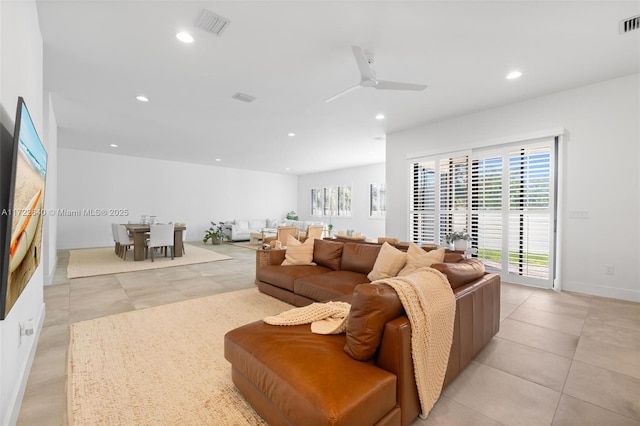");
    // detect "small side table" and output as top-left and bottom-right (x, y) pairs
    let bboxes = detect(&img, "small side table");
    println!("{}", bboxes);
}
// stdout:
(249, 232), (263, 245)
